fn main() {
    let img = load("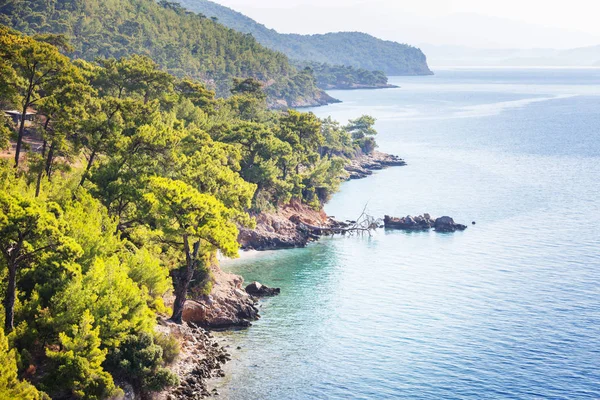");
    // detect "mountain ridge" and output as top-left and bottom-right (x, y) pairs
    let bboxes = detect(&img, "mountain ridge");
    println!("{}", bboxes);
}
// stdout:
(175, 0), (433, 76)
